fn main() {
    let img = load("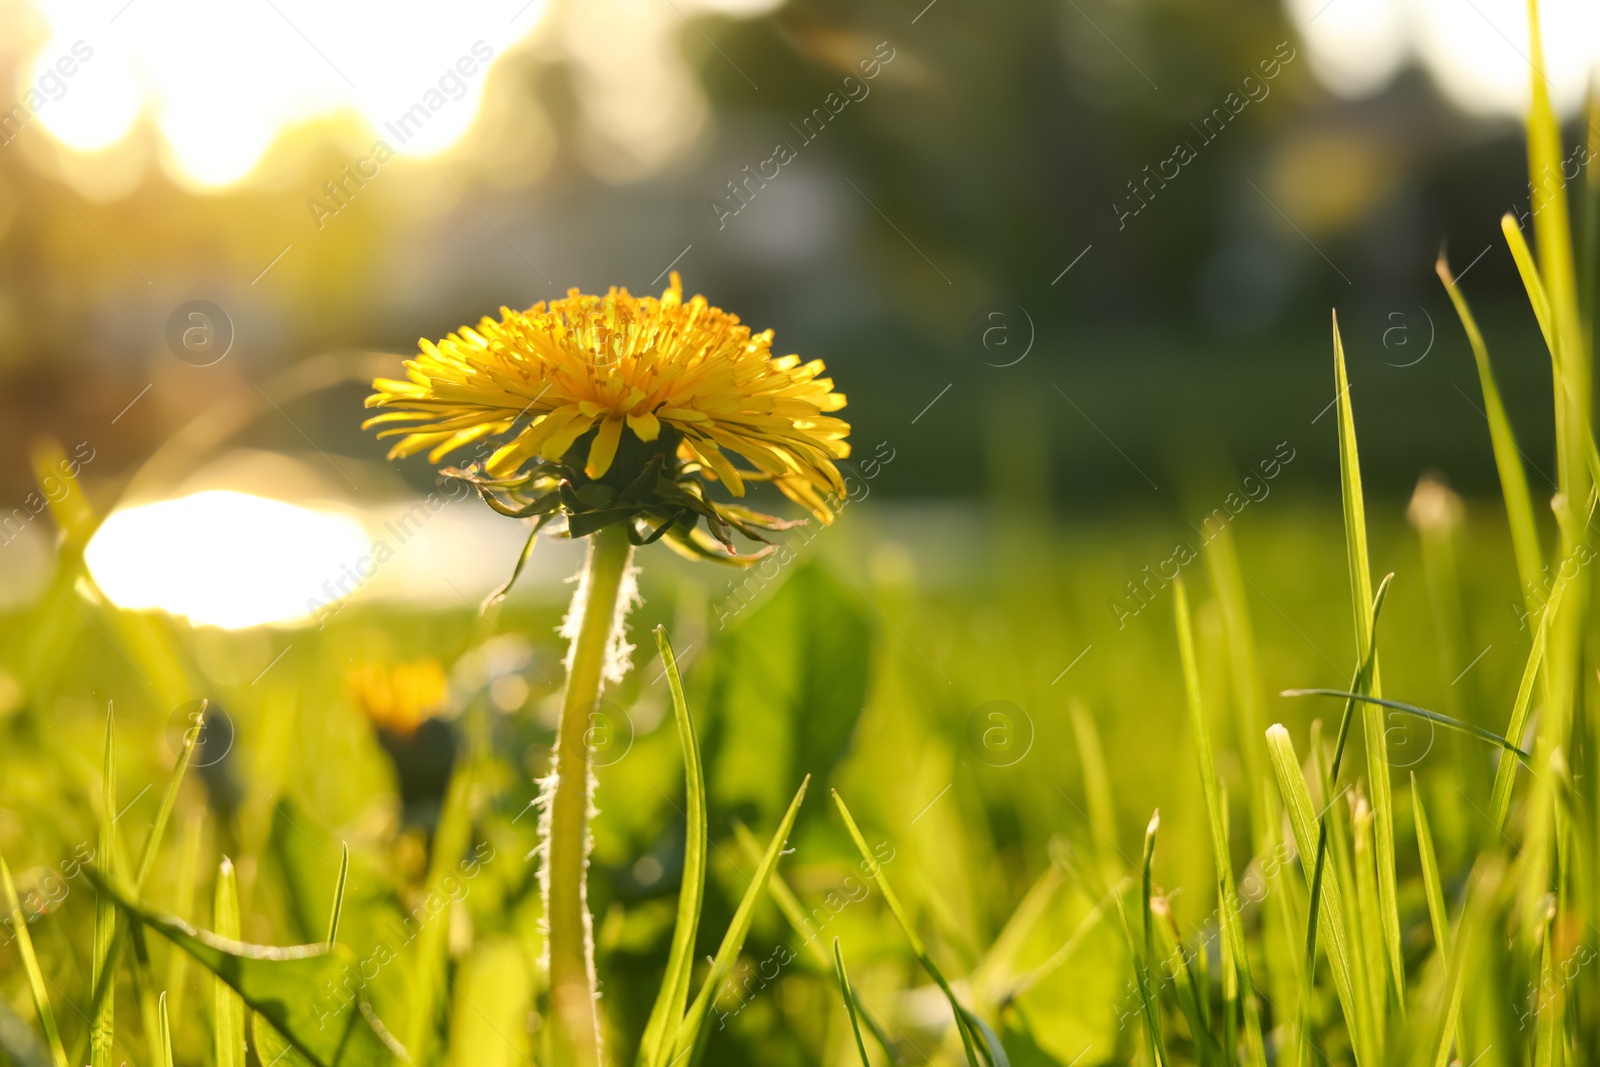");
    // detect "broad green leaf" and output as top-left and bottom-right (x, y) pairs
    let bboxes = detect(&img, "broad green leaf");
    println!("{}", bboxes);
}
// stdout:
(997, 879), (1124, 1007)
(706, 563), (871, 826)
(833, 938), (872, 1067)
(444, 939), (533, 1067)
(674, 776), (810, 1063)
(1174, 579), (1266, 1067)
(0, 848), (68, 1067)
(86, 868), (408, 1067)
(1331, 316), (1403, 1003)
(214, 857), (246, 1067)
(270, 798), (342, 944)
(637, 626), (708, 1067)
